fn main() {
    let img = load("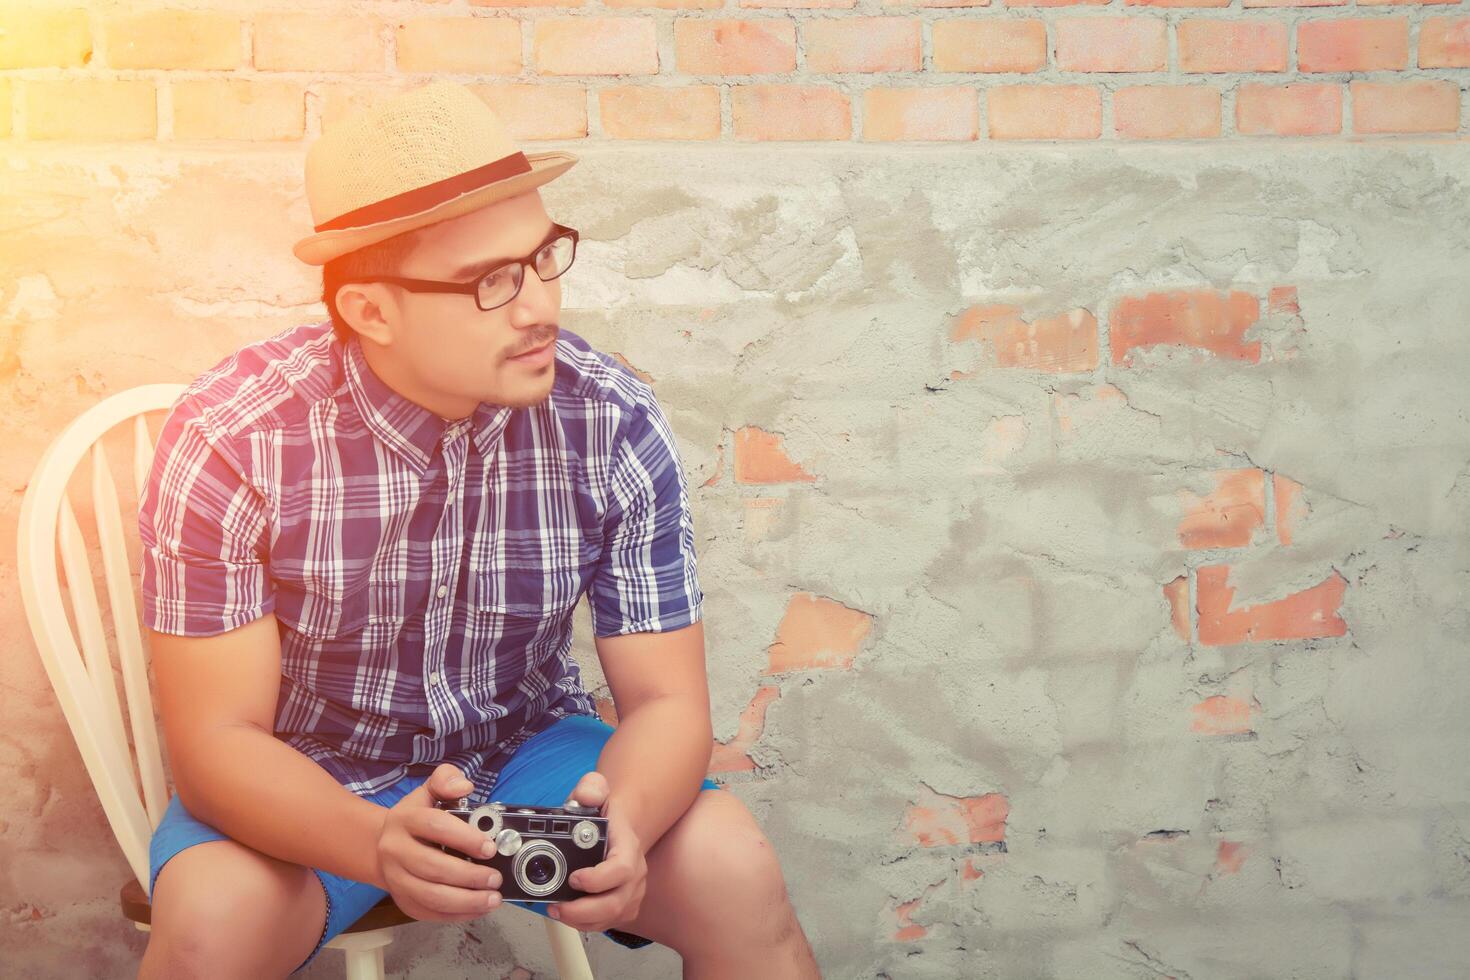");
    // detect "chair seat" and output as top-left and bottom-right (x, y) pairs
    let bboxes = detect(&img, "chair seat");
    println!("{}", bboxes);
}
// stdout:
(120, 877), (416, 932)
